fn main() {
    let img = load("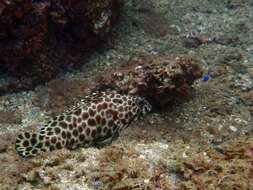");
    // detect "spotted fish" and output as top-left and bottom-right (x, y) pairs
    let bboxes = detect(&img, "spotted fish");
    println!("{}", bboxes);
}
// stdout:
(15, 92), (152, 158)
